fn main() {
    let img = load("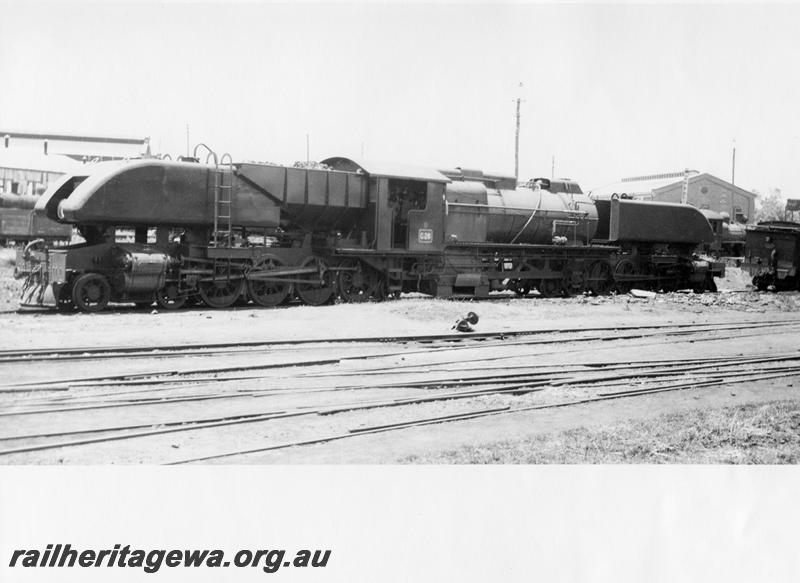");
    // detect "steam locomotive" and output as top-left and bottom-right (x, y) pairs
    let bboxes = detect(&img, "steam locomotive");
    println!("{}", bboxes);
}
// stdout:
(18, 146), (723, 312)
(699, 209), (747, 257)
